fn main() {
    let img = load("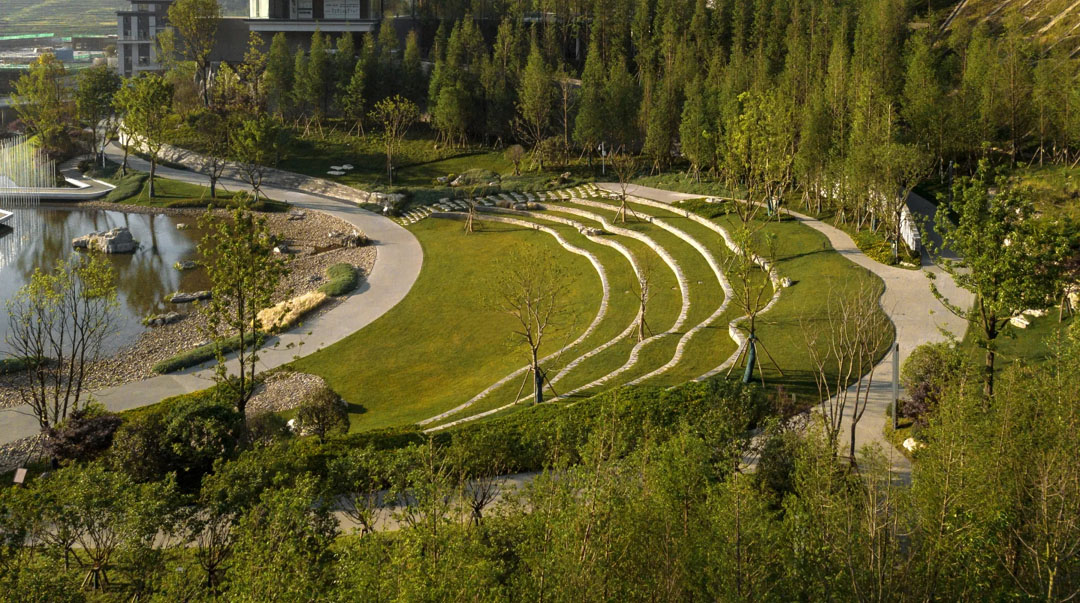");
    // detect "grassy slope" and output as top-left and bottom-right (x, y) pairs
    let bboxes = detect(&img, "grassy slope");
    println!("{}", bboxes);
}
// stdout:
(103, 168), (286, 211)
(961, 312), (1074, 367)
(292, 218), (603, 432)
(424, 218), (665, 425)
